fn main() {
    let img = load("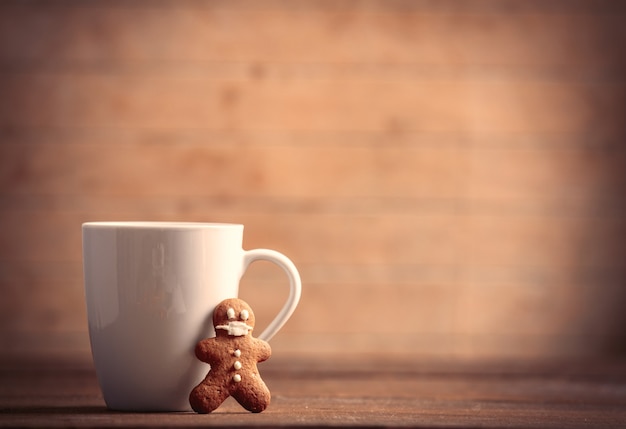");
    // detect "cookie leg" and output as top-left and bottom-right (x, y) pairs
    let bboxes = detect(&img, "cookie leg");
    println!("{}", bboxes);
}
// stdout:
(232, 376), (271, 413)
(189, 379), (230, 414)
